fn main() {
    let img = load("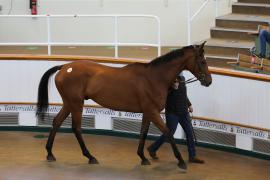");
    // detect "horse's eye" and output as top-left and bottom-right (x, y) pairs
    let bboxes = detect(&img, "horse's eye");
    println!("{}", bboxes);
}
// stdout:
(201, 61), (206, 65)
